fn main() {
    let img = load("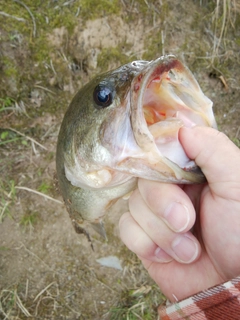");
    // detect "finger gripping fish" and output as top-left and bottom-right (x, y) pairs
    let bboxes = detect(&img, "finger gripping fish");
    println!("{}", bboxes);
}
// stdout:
(56, 55), (216, 238)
